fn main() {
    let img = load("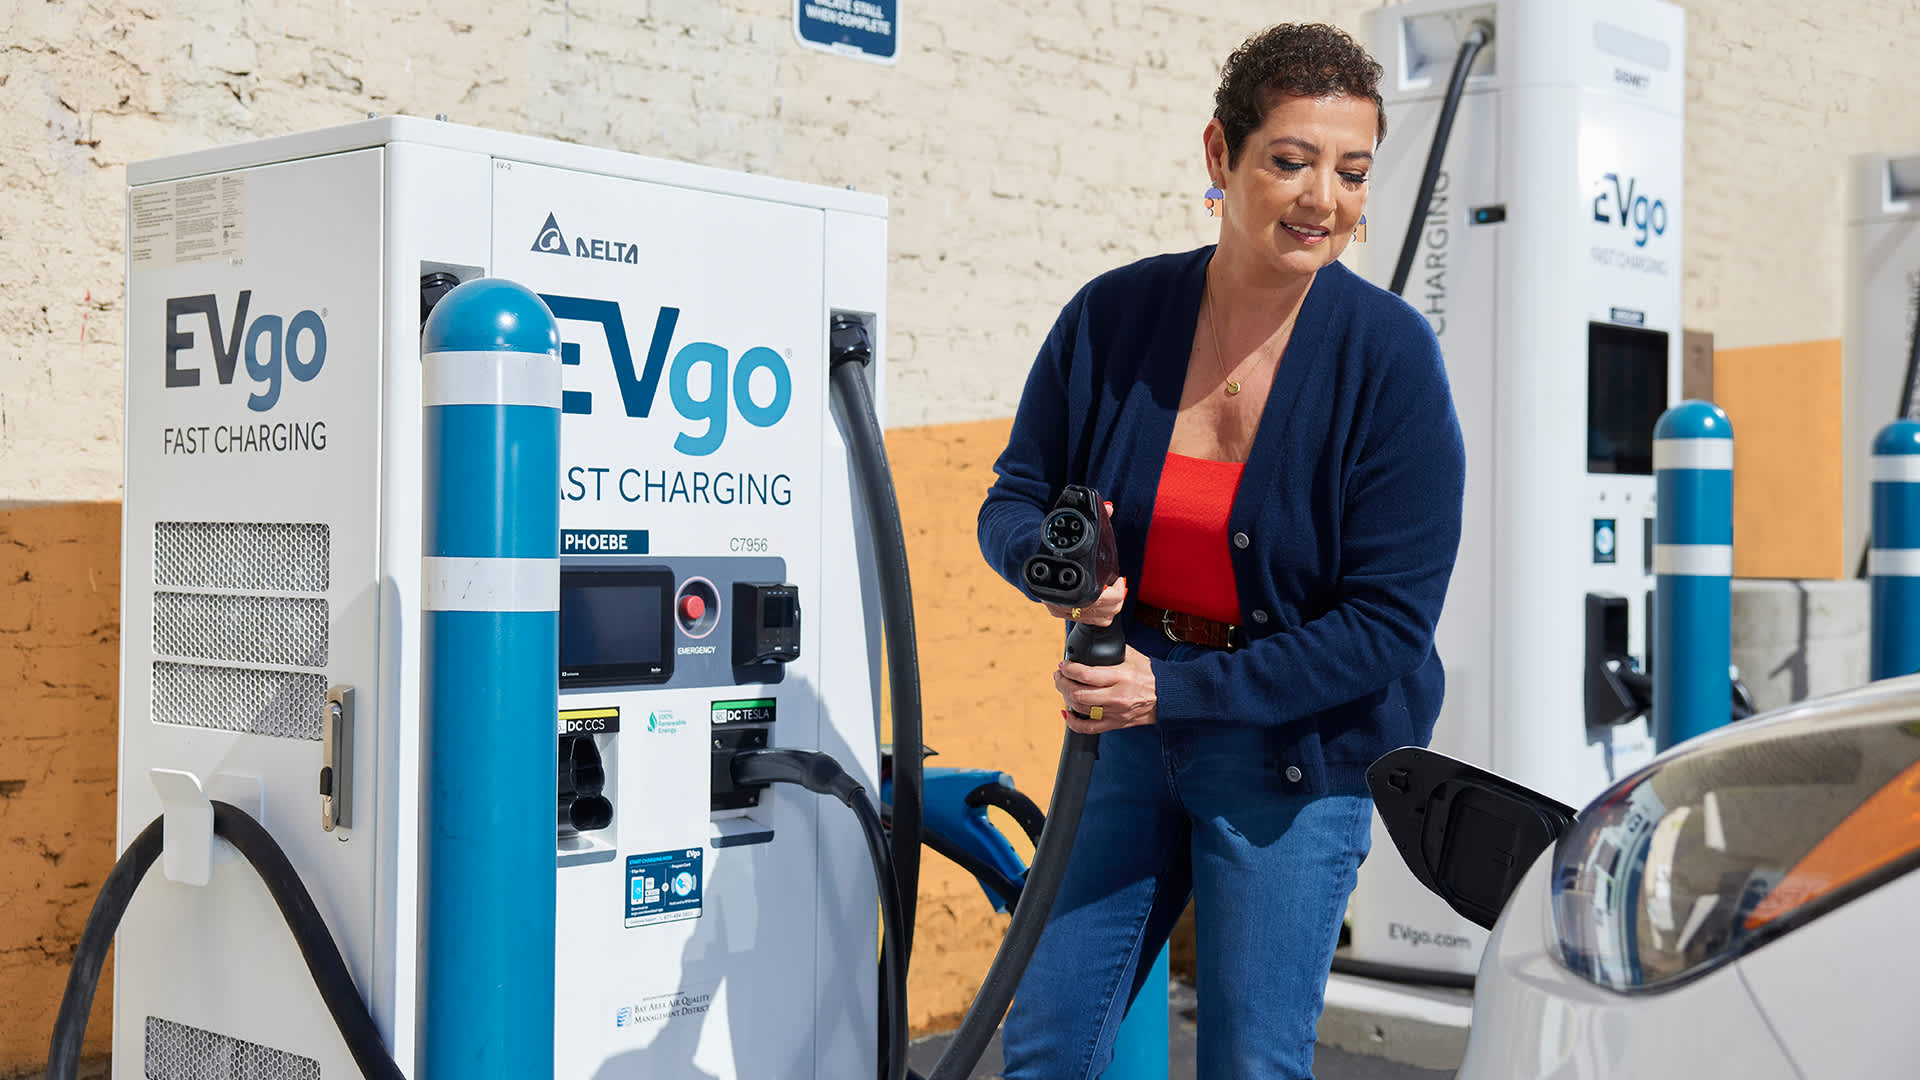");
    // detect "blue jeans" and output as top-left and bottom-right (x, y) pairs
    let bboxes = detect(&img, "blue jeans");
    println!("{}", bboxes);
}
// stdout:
(1001, 722), (1373, 1080)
